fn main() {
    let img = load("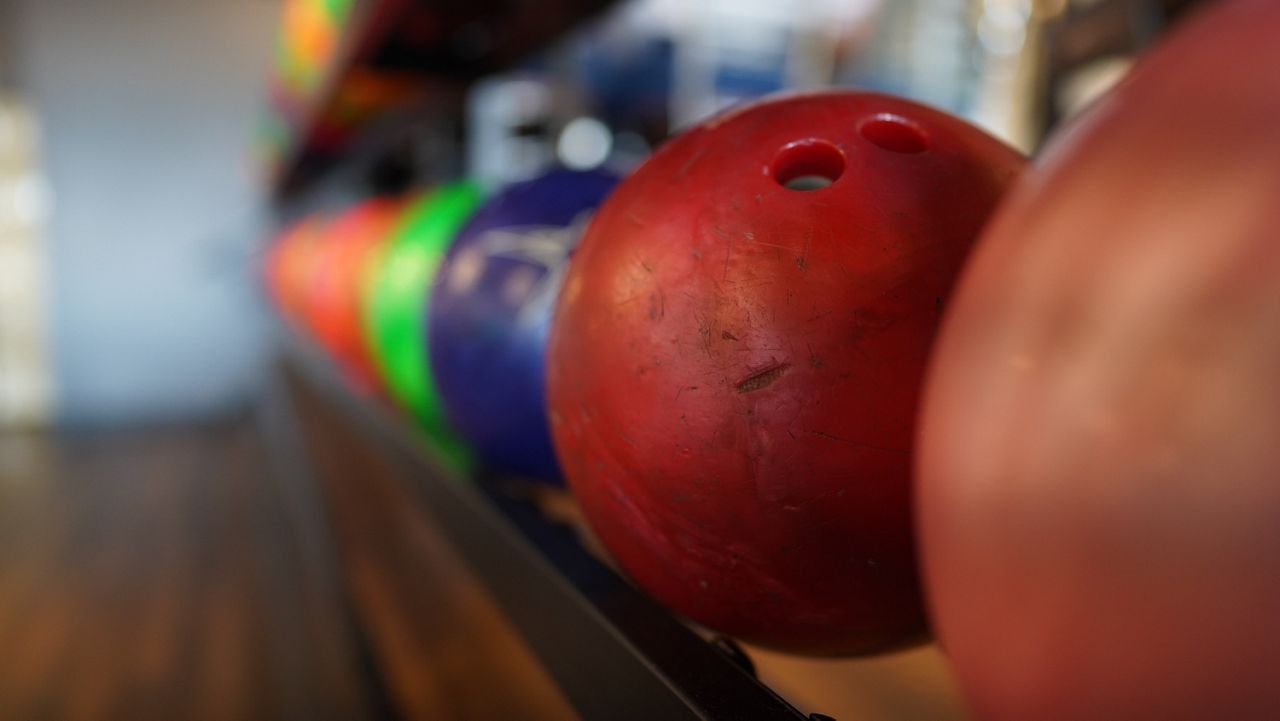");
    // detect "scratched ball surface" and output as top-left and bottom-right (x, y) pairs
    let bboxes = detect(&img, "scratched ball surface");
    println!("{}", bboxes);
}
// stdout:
(429, 168), (618, 481)
(546, 91), (1024, 655)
